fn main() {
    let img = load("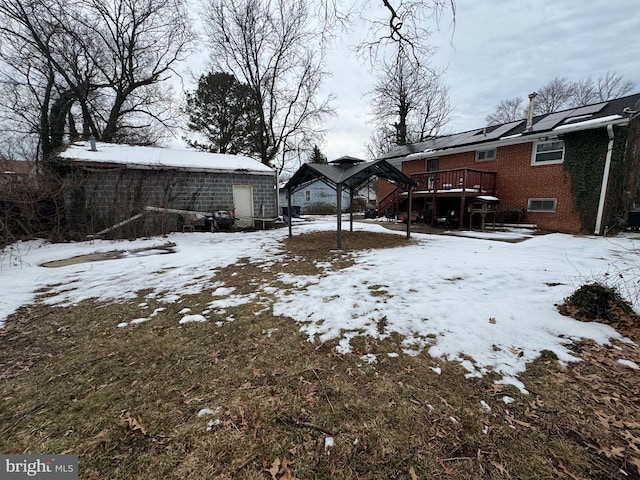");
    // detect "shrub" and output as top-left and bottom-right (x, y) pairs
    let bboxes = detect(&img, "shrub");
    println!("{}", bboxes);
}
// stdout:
(559, 282), (632, 322)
